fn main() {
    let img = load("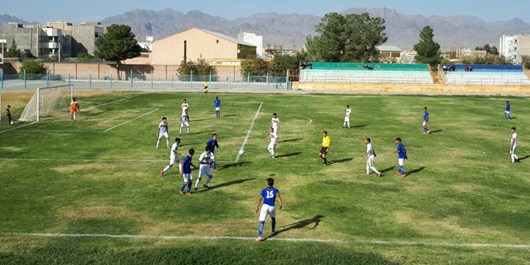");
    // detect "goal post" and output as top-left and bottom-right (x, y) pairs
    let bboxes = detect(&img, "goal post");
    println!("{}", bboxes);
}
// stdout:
(19, 84), (74, 122)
